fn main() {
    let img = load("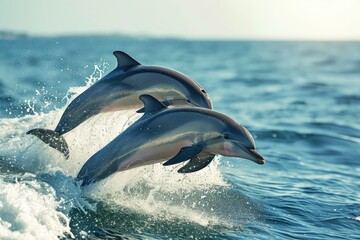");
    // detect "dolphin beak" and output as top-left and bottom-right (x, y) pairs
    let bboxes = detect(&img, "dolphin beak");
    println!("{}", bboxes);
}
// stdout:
(248, 149), (265, 165)
(226, 141), (265, 165)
